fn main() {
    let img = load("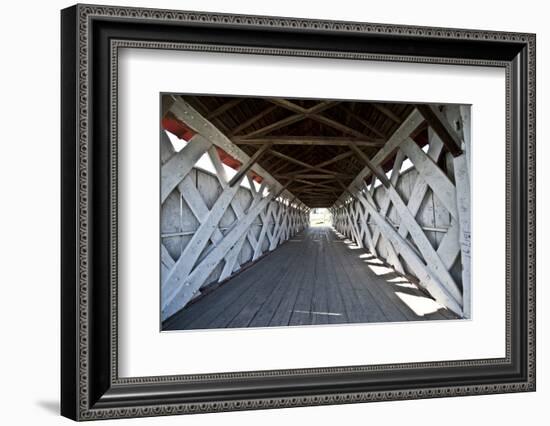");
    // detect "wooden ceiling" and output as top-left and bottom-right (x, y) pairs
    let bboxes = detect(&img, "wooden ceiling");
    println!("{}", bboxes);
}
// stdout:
(180, 95), (425, 208)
